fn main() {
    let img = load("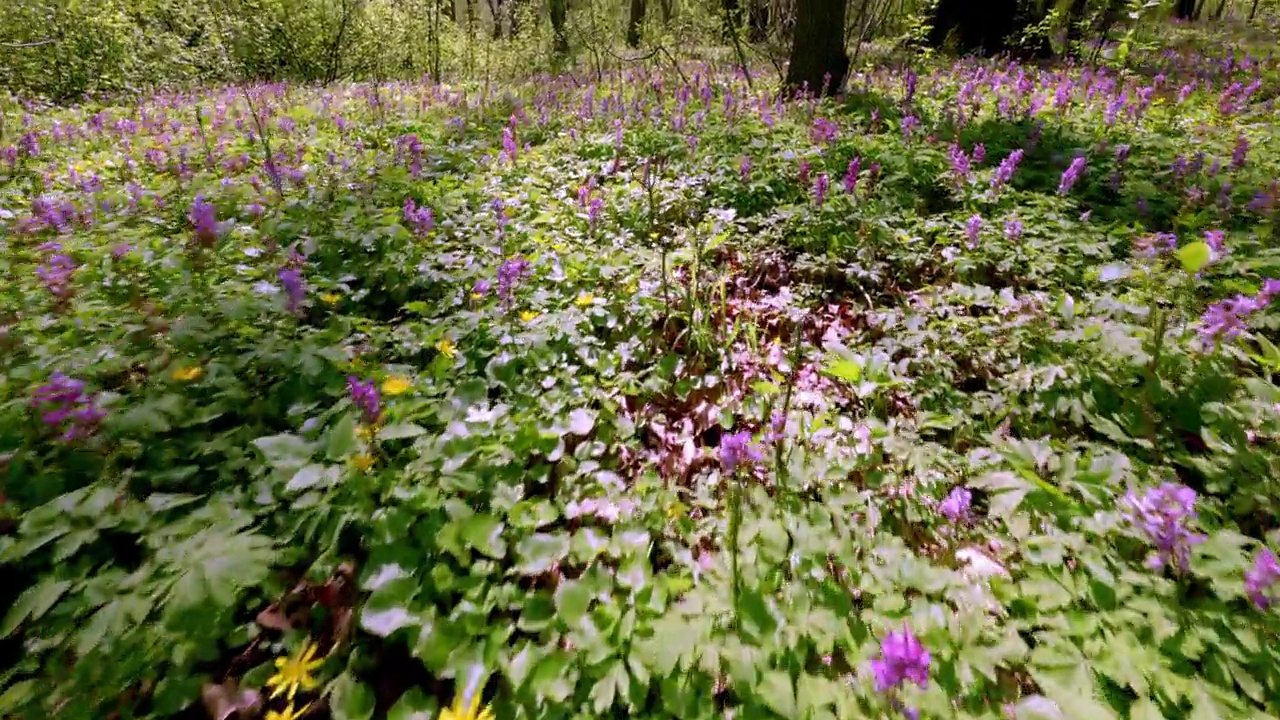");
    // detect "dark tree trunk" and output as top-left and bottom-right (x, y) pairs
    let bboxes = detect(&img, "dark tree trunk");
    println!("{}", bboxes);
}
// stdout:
(626, 0), (646, 47)
(722, 0), (741, 36)
(659, 0), (672, 24)
(1194, 0), (1208, 18)
(1175, 0), (1196, 18)
(927, 0), (1050, 57)
(783, 0), (848, 96)
(748, 0), (769, 42)
(1065, 0), (1089, 54)
(488, 0), (503, 38)
(549, 0), (569, 53)
(1249, 0), (1261, 21)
